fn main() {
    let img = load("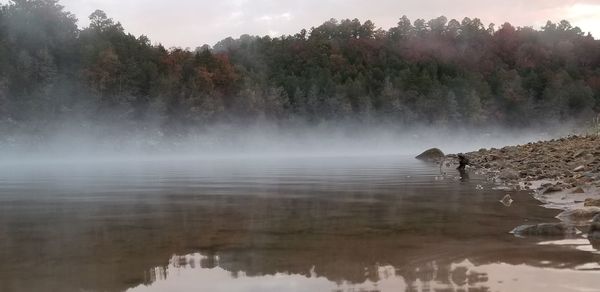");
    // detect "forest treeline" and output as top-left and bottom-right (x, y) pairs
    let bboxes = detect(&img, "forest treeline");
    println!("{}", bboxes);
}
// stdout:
(1, 0), (599, 135)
